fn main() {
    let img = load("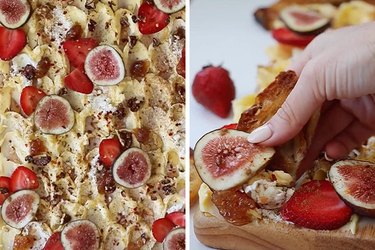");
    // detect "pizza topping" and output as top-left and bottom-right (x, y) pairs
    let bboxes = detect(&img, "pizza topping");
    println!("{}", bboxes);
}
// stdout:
(25, 154), (51, 166)
(166, 212), (185, 227)
(281, 180), (353, 230)
(163, 228), (185, 250)
(65, 24), (83, 41)
(0, 176), (11, 205)
(0, 0), (31, 29)
(192, 66), (235, 118)
(10, 166), (39, 192)
(0, 26), (27, 61)
(34, 95), (75, 135)
(20, 86), (47, 116)
(272, 27), (316, 47)
(329, 160), (375, 217)
(62, 38), (98, 70)
(280, 5), (330, 35)
(152, 218), (175, 243)
(61, 220), (100, 250)
(154, 0), (185, 14)
(194, 129), (275, 191)
(176, 46), (185, 78)
(13, 235), (35, 250)
(64, 68), (94, 94)
(138, 2), (170, 35)
(99, 137), (122, 169)
(43, 232), (64, 250)
(130, 60), (150, 79)
(29, 138), (46, 156)
(1, 190), (40, 229)
(212, 189), (257, 226)
(84, 45), (125, 86)
(35, 57), (52, 78)
(96, 168), (116, 195)
(112, 148), (152, 189)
